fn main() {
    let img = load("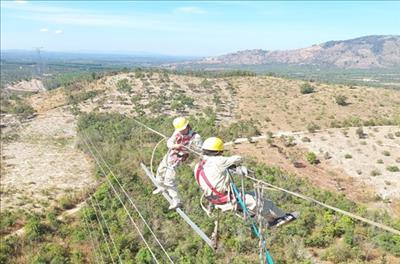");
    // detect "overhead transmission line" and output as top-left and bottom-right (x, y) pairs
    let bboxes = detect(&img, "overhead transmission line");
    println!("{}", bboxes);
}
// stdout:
(83, 131), (174, 262)
(91, 196), (124, 264)
(82, 208), (105, 264)
(88, 198), (116, 264)
(131, 118), (400, 236)
(81, 132), (165, 264)
(82, 130), (175, 263)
